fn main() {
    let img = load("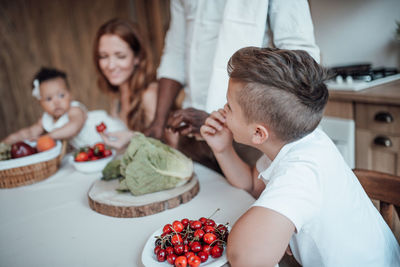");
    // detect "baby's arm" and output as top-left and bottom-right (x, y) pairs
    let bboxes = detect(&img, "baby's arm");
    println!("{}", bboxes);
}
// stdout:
(47, 106), (86, 140)
(2, 119), (44, 144)
(201, 110), (265, 197)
